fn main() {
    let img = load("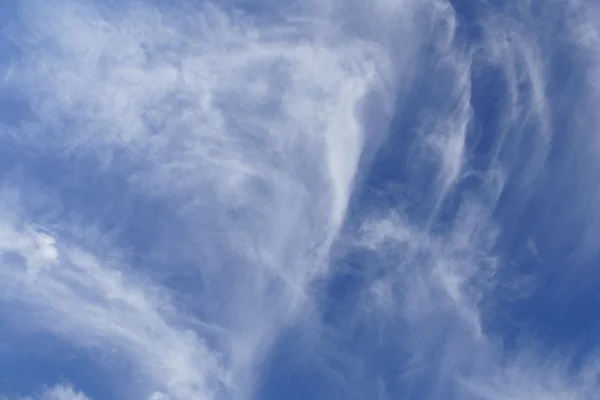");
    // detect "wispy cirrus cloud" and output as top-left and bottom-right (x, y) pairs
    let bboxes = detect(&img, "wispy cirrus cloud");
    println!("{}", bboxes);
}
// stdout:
(317, 1), (600, 399)
(0, 0), (414, 398)
(0, 185), (227, 399)
(2, 0), (600, 399)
